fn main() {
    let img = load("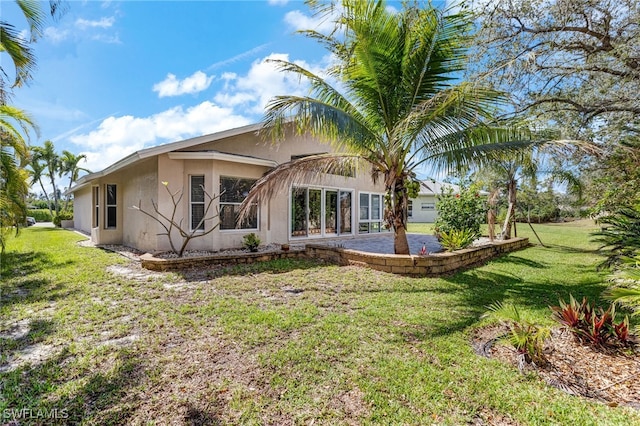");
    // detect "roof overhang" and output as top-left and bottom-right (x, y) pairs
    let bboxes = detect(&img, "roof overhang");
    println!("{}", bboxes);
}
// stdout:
(67, 122), (265, 195)
(167, 151), (277, 167)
